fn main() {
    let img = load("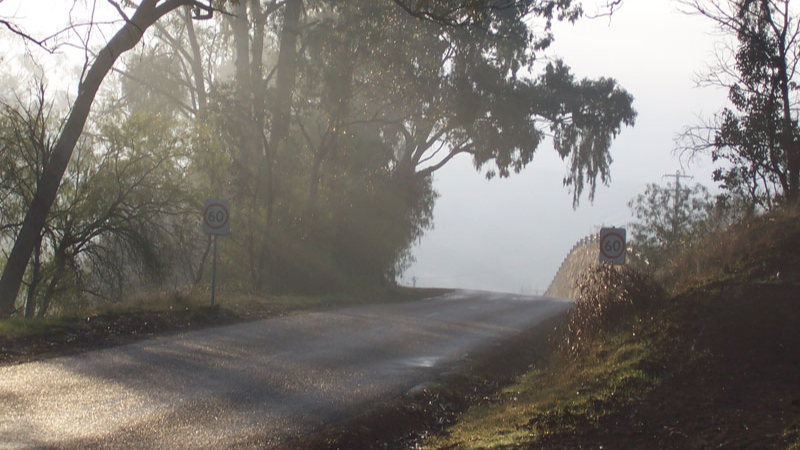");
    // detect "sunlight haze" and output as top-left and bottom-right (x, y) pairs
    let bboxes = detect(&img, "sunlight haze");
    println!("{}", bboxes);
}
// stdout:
(403, 0), (729, 293)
